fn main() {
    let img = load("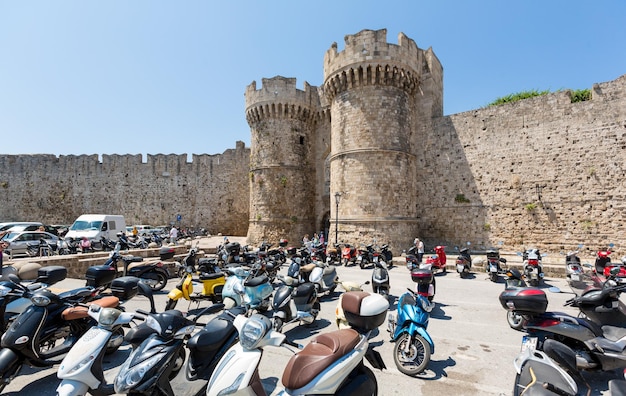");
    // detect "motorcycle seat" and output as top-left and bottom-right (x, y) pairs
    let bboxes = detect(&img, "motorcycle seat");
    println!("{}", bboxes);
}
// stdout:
(62, 295), (120, 321)
(188, 313), (238, 352)
(300, 263), (316, 273)
(600, 325), (626, 345)
(244, 275), (269, 287)
(199, 272), (225, 281)
(282, 328), (360, 390)
(294, 282), (316, 297)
